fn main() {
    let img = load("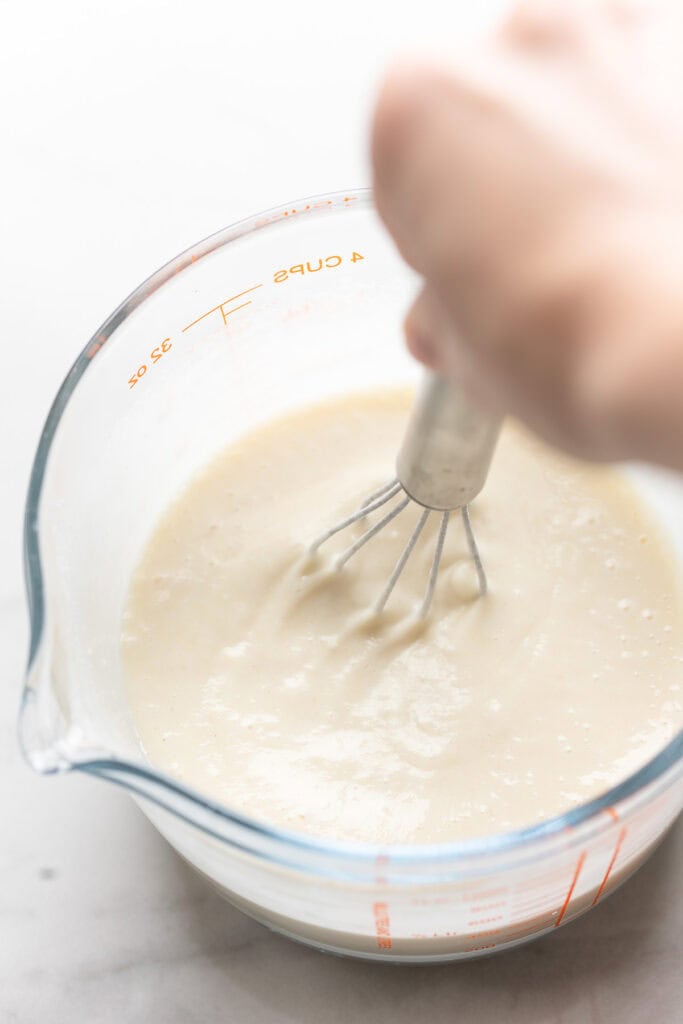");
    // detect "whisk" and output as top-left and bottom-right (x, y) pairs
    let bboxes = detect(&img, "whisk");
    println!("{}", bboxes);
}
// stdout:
(310, 372), (501, 617)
